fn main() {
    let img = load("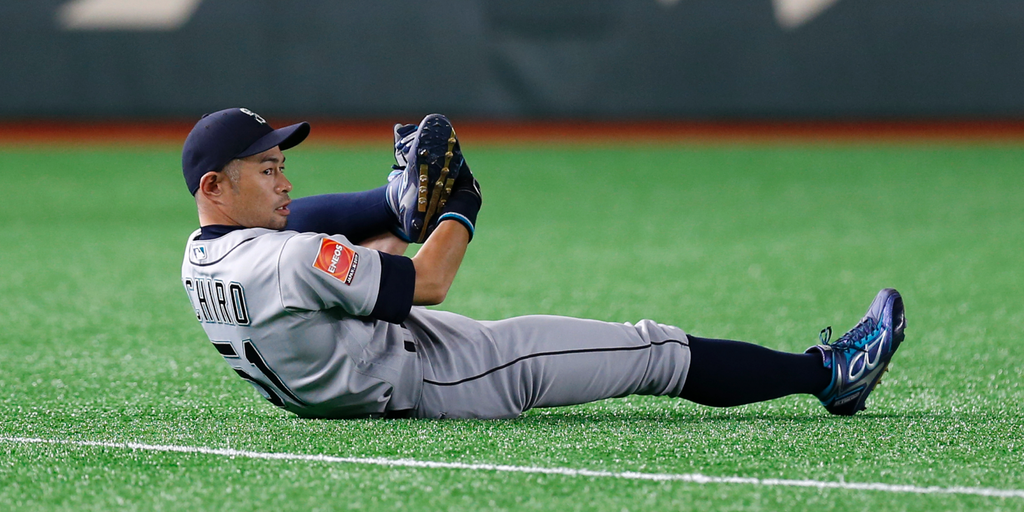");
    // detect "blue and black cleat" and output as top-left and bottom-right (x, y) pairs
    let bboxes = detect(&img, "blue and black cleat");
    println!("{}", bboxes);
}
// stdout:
(806, 288), (907, 416)
(385, 114), (464, 243)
